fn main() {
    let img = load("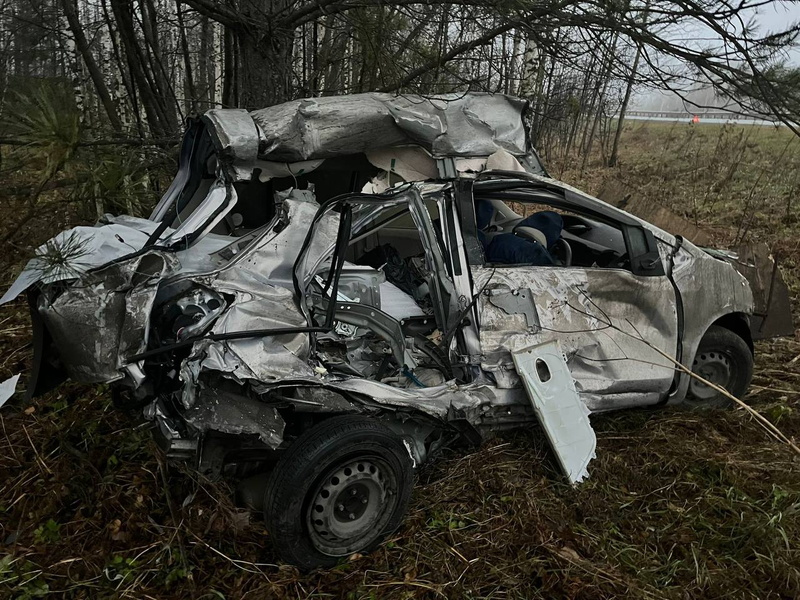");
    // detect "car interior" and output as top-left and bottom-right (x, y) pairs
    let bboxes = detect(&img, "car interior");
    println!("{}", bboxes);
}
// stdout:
(473, 196), (632, 271)
(341, 199), (442, 319)
(307, 197), (454, 387)
(166, 133), (383, 239)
